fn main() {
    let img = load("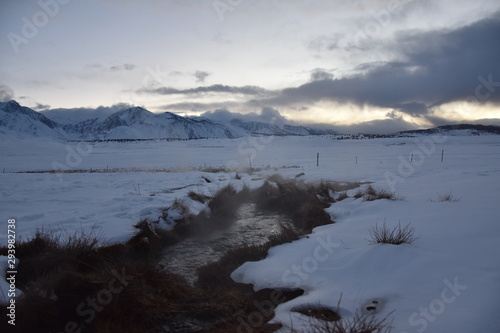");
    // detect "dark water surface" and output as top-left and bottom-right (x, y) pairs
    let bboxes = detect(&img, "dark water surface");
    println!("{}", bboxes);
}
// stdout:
(159, 203), (288, 284)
